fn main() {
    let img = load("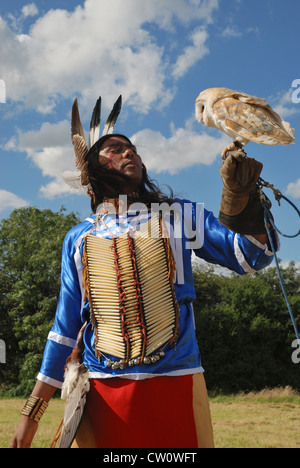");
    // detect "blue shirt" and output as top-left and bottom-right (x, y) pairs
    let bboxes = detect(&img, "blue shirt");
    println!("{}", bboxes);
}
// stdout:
(38, 199), (277, 388)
